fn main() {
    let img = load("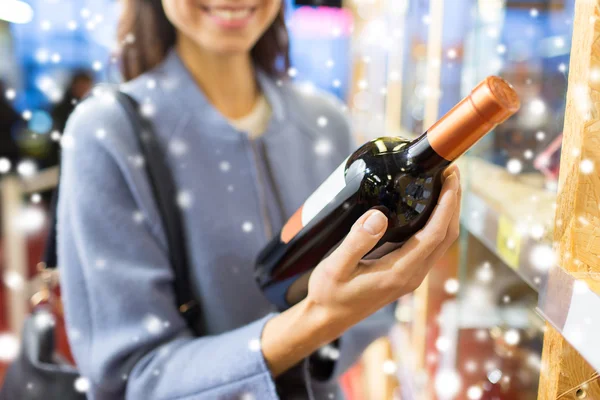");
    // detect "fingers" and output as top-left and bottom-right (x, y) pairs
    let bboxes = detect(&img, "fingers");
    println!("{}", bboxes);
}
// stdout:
(382, 172), (459, 267)
(425, 176), (462, 264)
(443, 164), (459, 182)
(325, 209), (388, 279)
